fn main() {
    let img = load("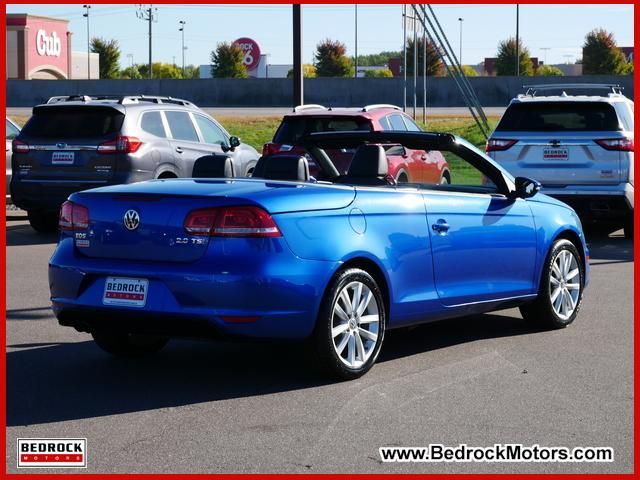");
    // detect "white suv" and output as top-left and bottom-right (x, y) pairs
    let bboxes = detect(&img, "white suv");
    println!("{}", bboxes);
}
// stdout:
(487, 84), (634, 238)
